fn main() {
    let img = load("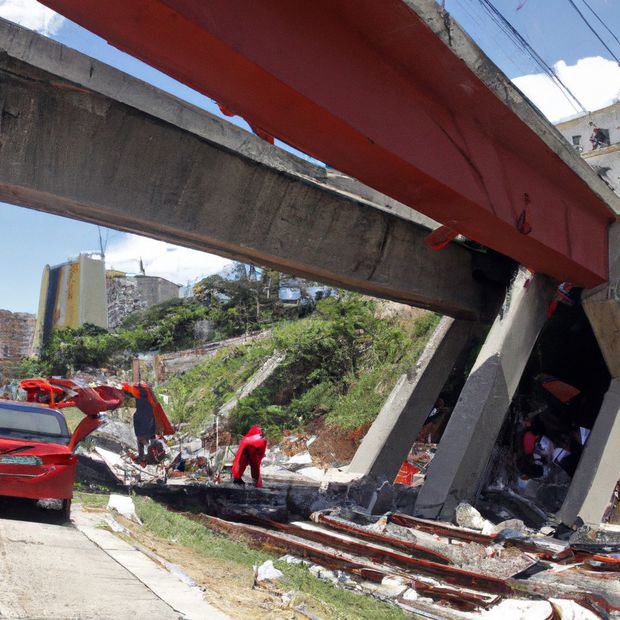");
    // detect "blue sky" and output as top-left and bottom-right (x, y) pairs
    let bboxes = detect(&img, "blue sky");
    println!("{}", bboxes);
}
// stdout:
(0, 0), (618, 313)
